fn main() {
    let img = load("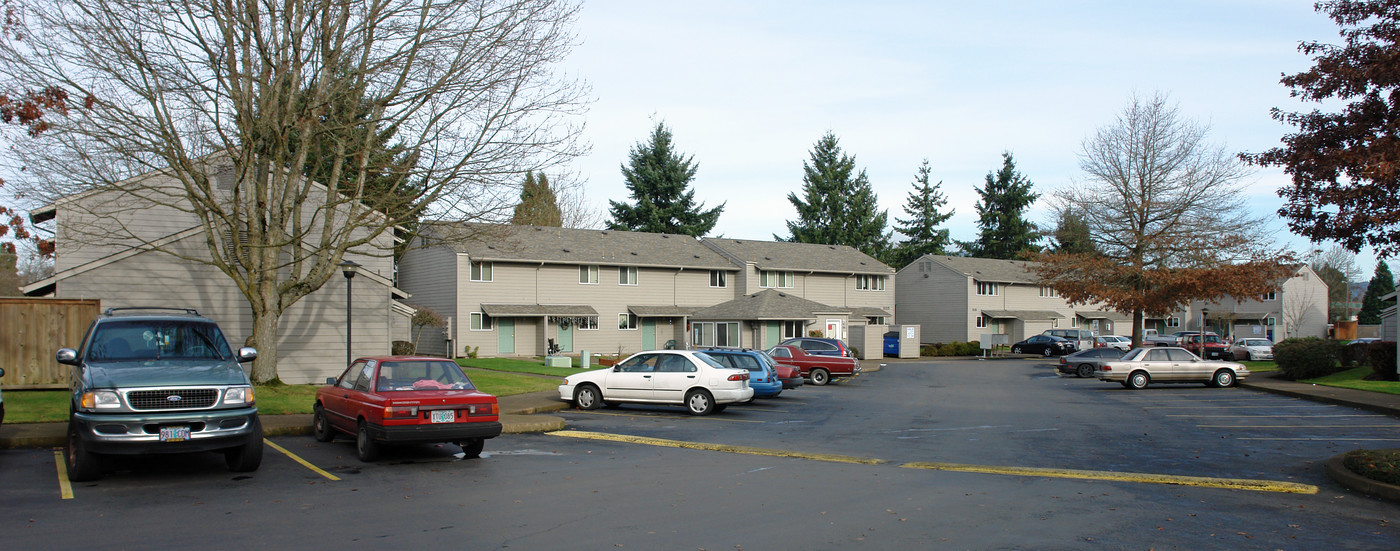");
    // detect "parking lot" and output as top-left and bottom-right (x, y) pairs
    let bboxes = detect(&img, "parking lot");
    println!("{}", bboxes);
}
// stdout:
(3, 358), (1398, 549)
